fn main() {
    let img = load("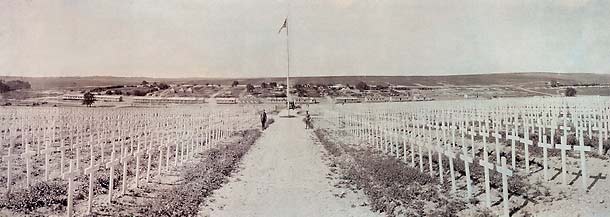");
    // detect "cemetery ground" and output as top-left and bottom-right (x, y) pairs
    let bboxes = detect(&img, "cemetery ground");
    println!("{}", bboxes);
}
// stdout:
(1, 96), (610, 217)
(200, 114), (382, 217)
(0, 105), (268, 216)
